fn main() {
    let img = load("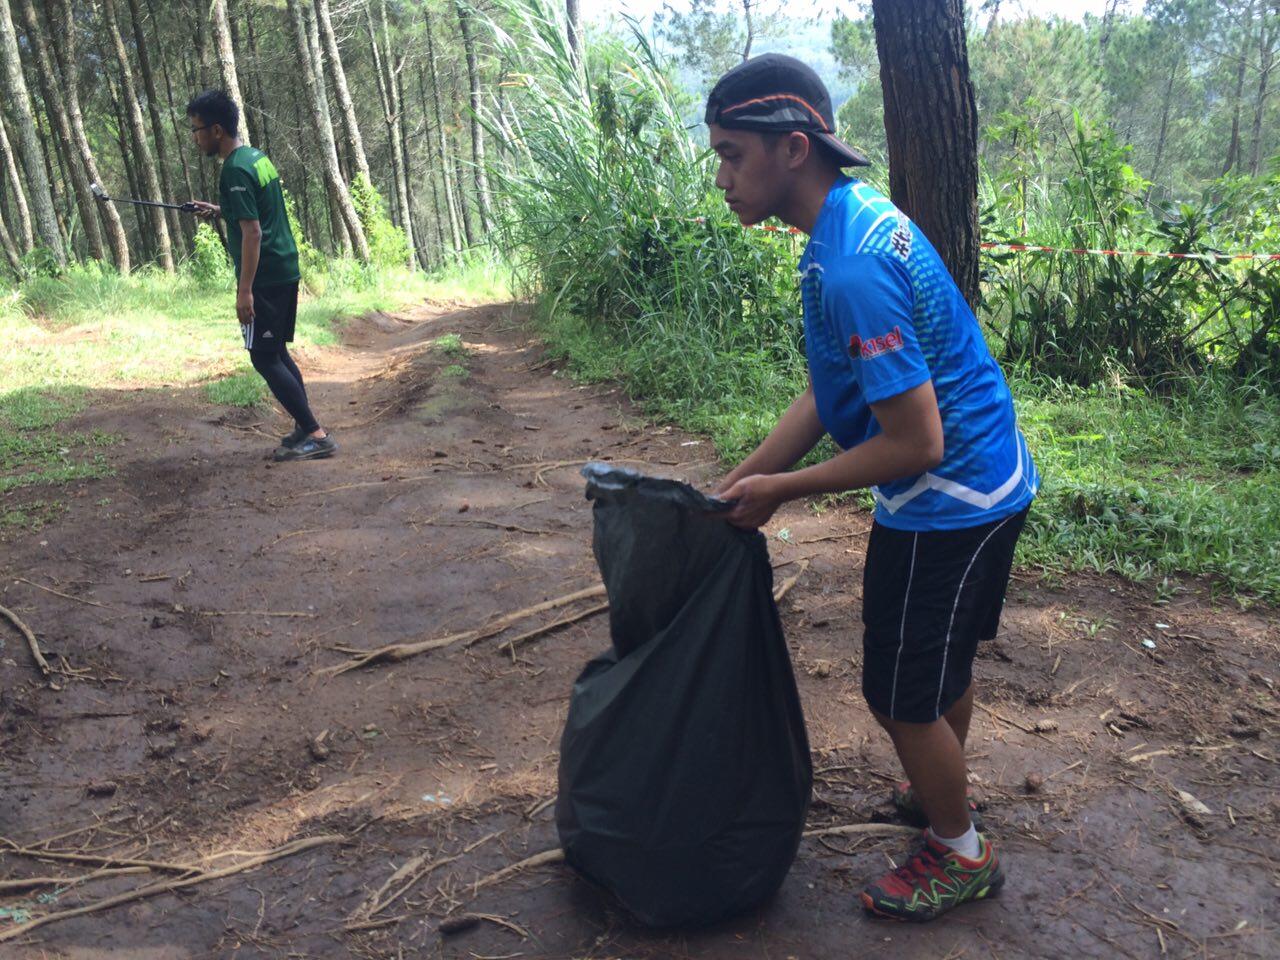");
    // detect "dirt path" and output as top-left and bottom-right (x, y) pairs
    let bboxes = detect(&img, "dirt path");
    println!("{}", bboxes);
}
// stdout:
(1, 300), (1277, 959)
